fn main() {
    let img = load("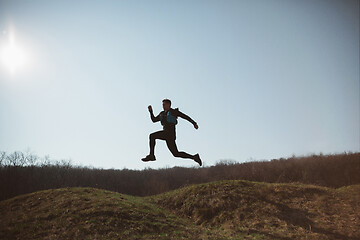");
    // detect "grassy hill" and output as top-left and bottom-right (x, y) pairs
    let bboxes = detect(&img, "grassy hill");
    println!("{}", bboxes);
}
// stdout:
(149, 180), (360, 239)
(0, 188), (216, 240)
(1, 181), (359, 239)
